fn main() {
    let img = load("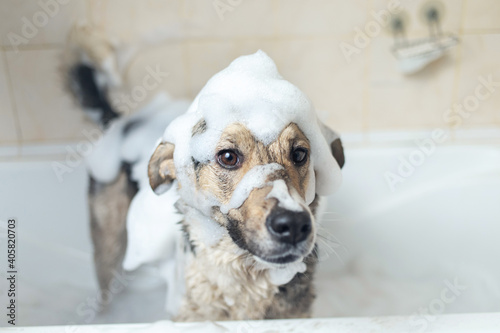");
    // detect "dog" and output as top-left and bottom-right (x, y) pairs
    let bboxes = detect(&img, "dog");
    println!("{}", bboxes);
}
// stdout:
(64, 24), (345, 322)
